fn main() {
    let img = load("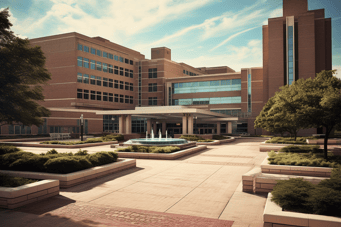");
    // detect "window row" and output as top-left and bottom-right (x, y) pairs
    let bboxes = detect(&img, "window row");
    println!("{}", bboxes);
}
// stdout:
(148, 68), (157, 78)
(77, 57), (134, 78)
(77, 73), (133, 91)
(211, 109), (242, 116)
(172, 96), (241, 105)
(148, 83), (158, 92)
(77, 43), (133, 65)
(148, 97), (157, 106)
(172, 79), (241, 94)
(183, 69), (198, 76)
(77, 89), (134, 104)
(8, 125), (31, 135)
